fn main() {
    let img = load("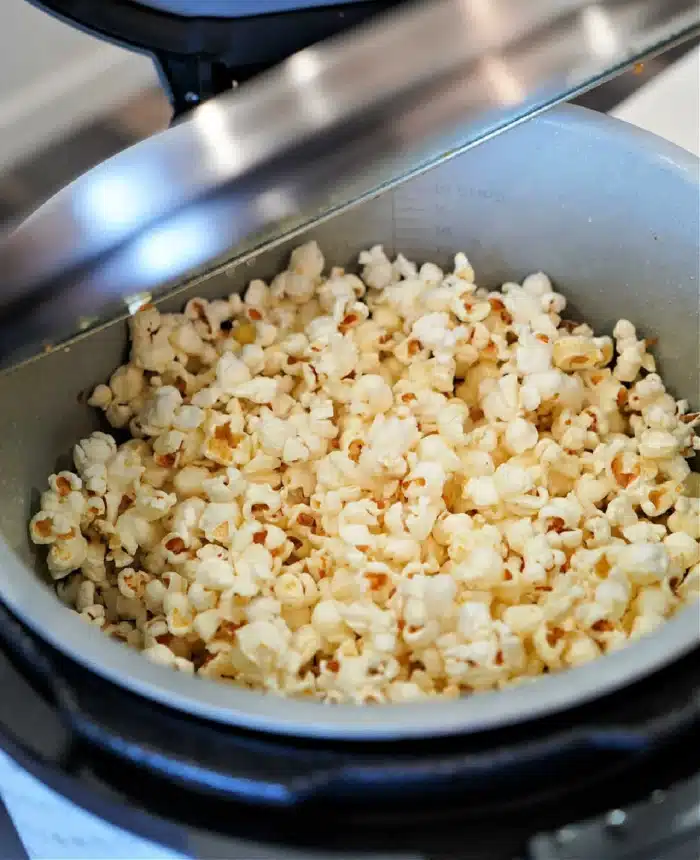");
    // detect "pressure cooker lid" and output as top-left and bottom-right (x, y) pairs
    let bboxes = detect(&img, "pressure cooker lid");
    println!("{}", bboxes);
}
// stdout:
(29, 0), (405, 62)
(135, 0), (370, 15)
(1, 0), (698, 369)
